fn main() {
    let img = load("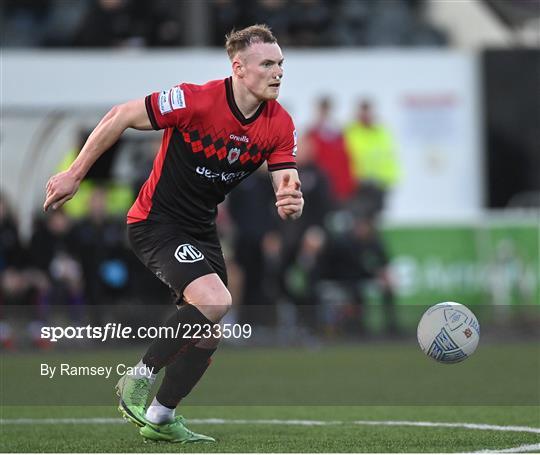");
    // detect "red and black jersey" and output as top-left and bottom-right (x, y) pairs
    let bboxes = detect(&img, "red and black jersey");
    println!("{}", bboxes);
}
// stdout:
(127, 77), (297, 233)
